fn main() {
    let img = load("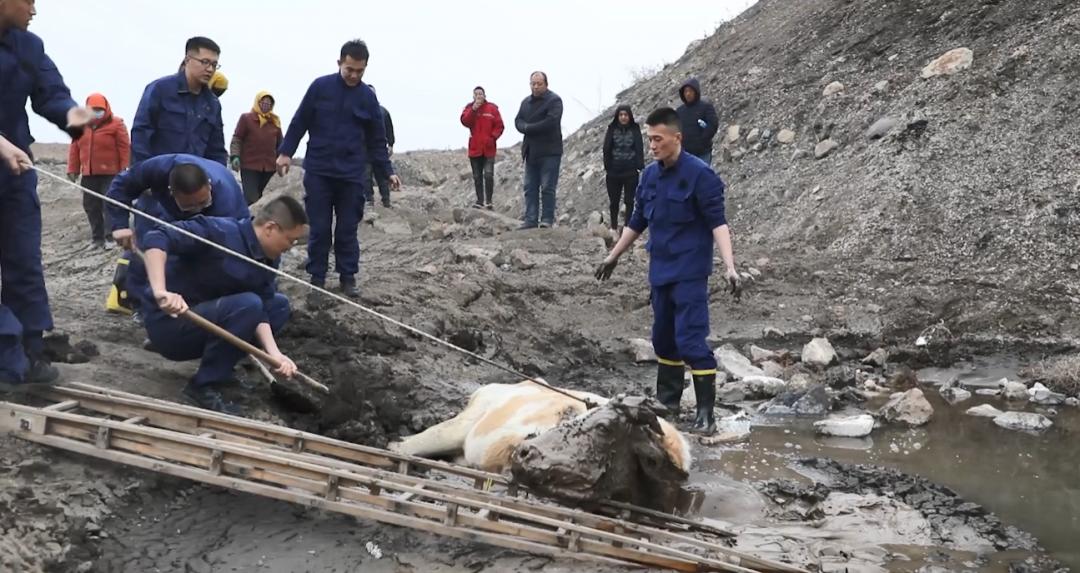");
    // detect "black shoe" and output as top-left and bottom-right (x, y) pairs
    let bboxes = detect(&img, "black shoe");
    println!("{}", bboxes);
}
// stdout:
(539, 221), (553, 229)
(518, 223), (538, 231)
(691, 373), (717, 435)
(656, 363), (685, 417)
(381, 198), (392, 208)
(310, 277), (325, 289)
(485, 203), (494, 210)
(182, 382), (241, 415)
(471, 202), (484, 209)
(25, 356), (60, 387)
(340, 278), (359, 298)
